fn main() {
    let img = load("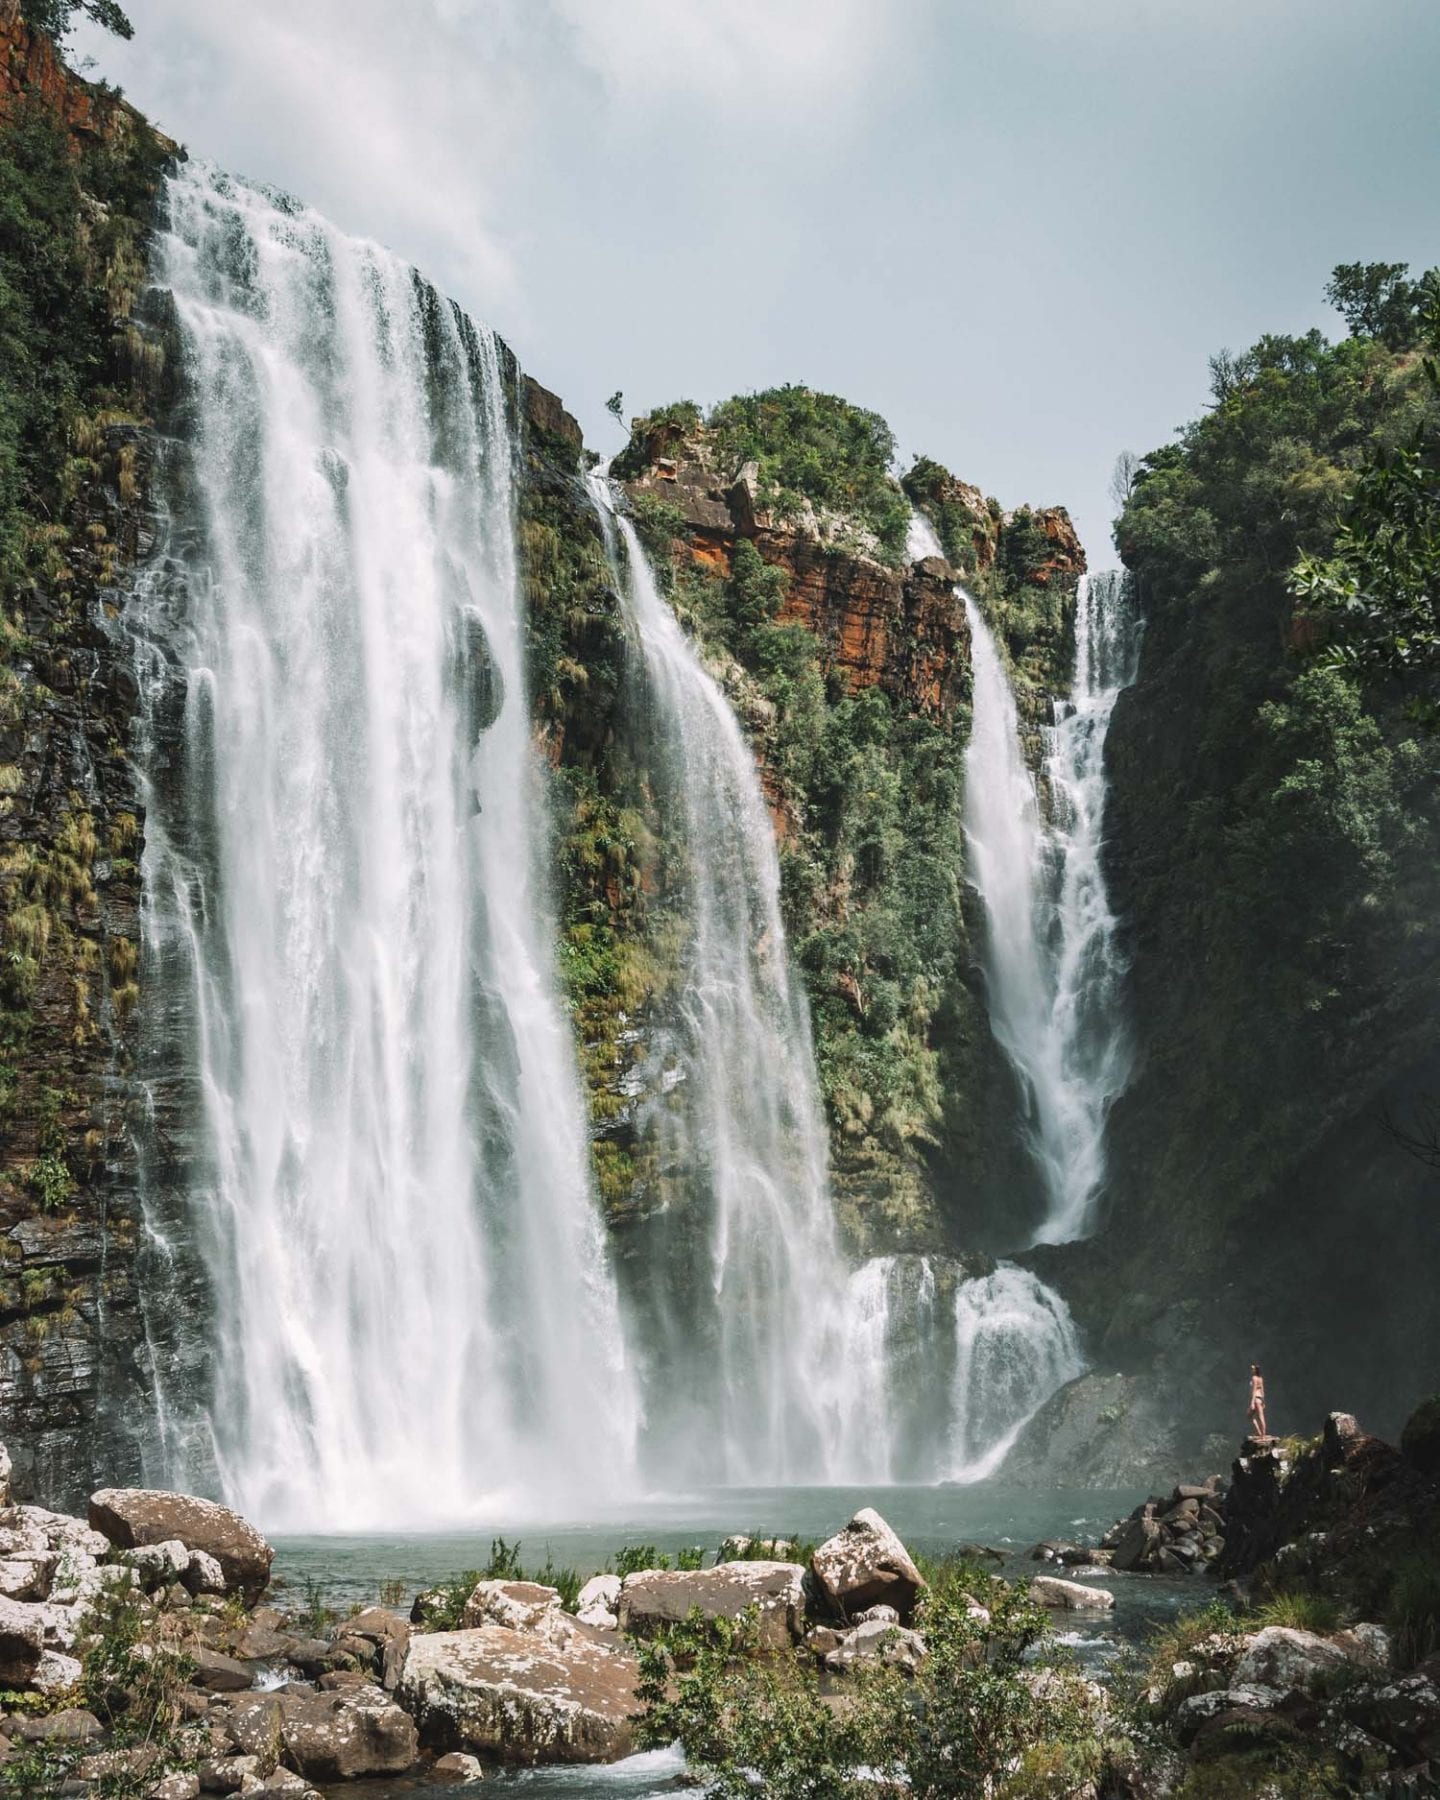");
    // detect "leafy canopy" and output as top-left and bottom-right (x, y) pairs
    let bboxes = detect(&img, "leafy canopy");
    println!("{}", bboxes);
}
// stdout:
(21, 0), (132, 41)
